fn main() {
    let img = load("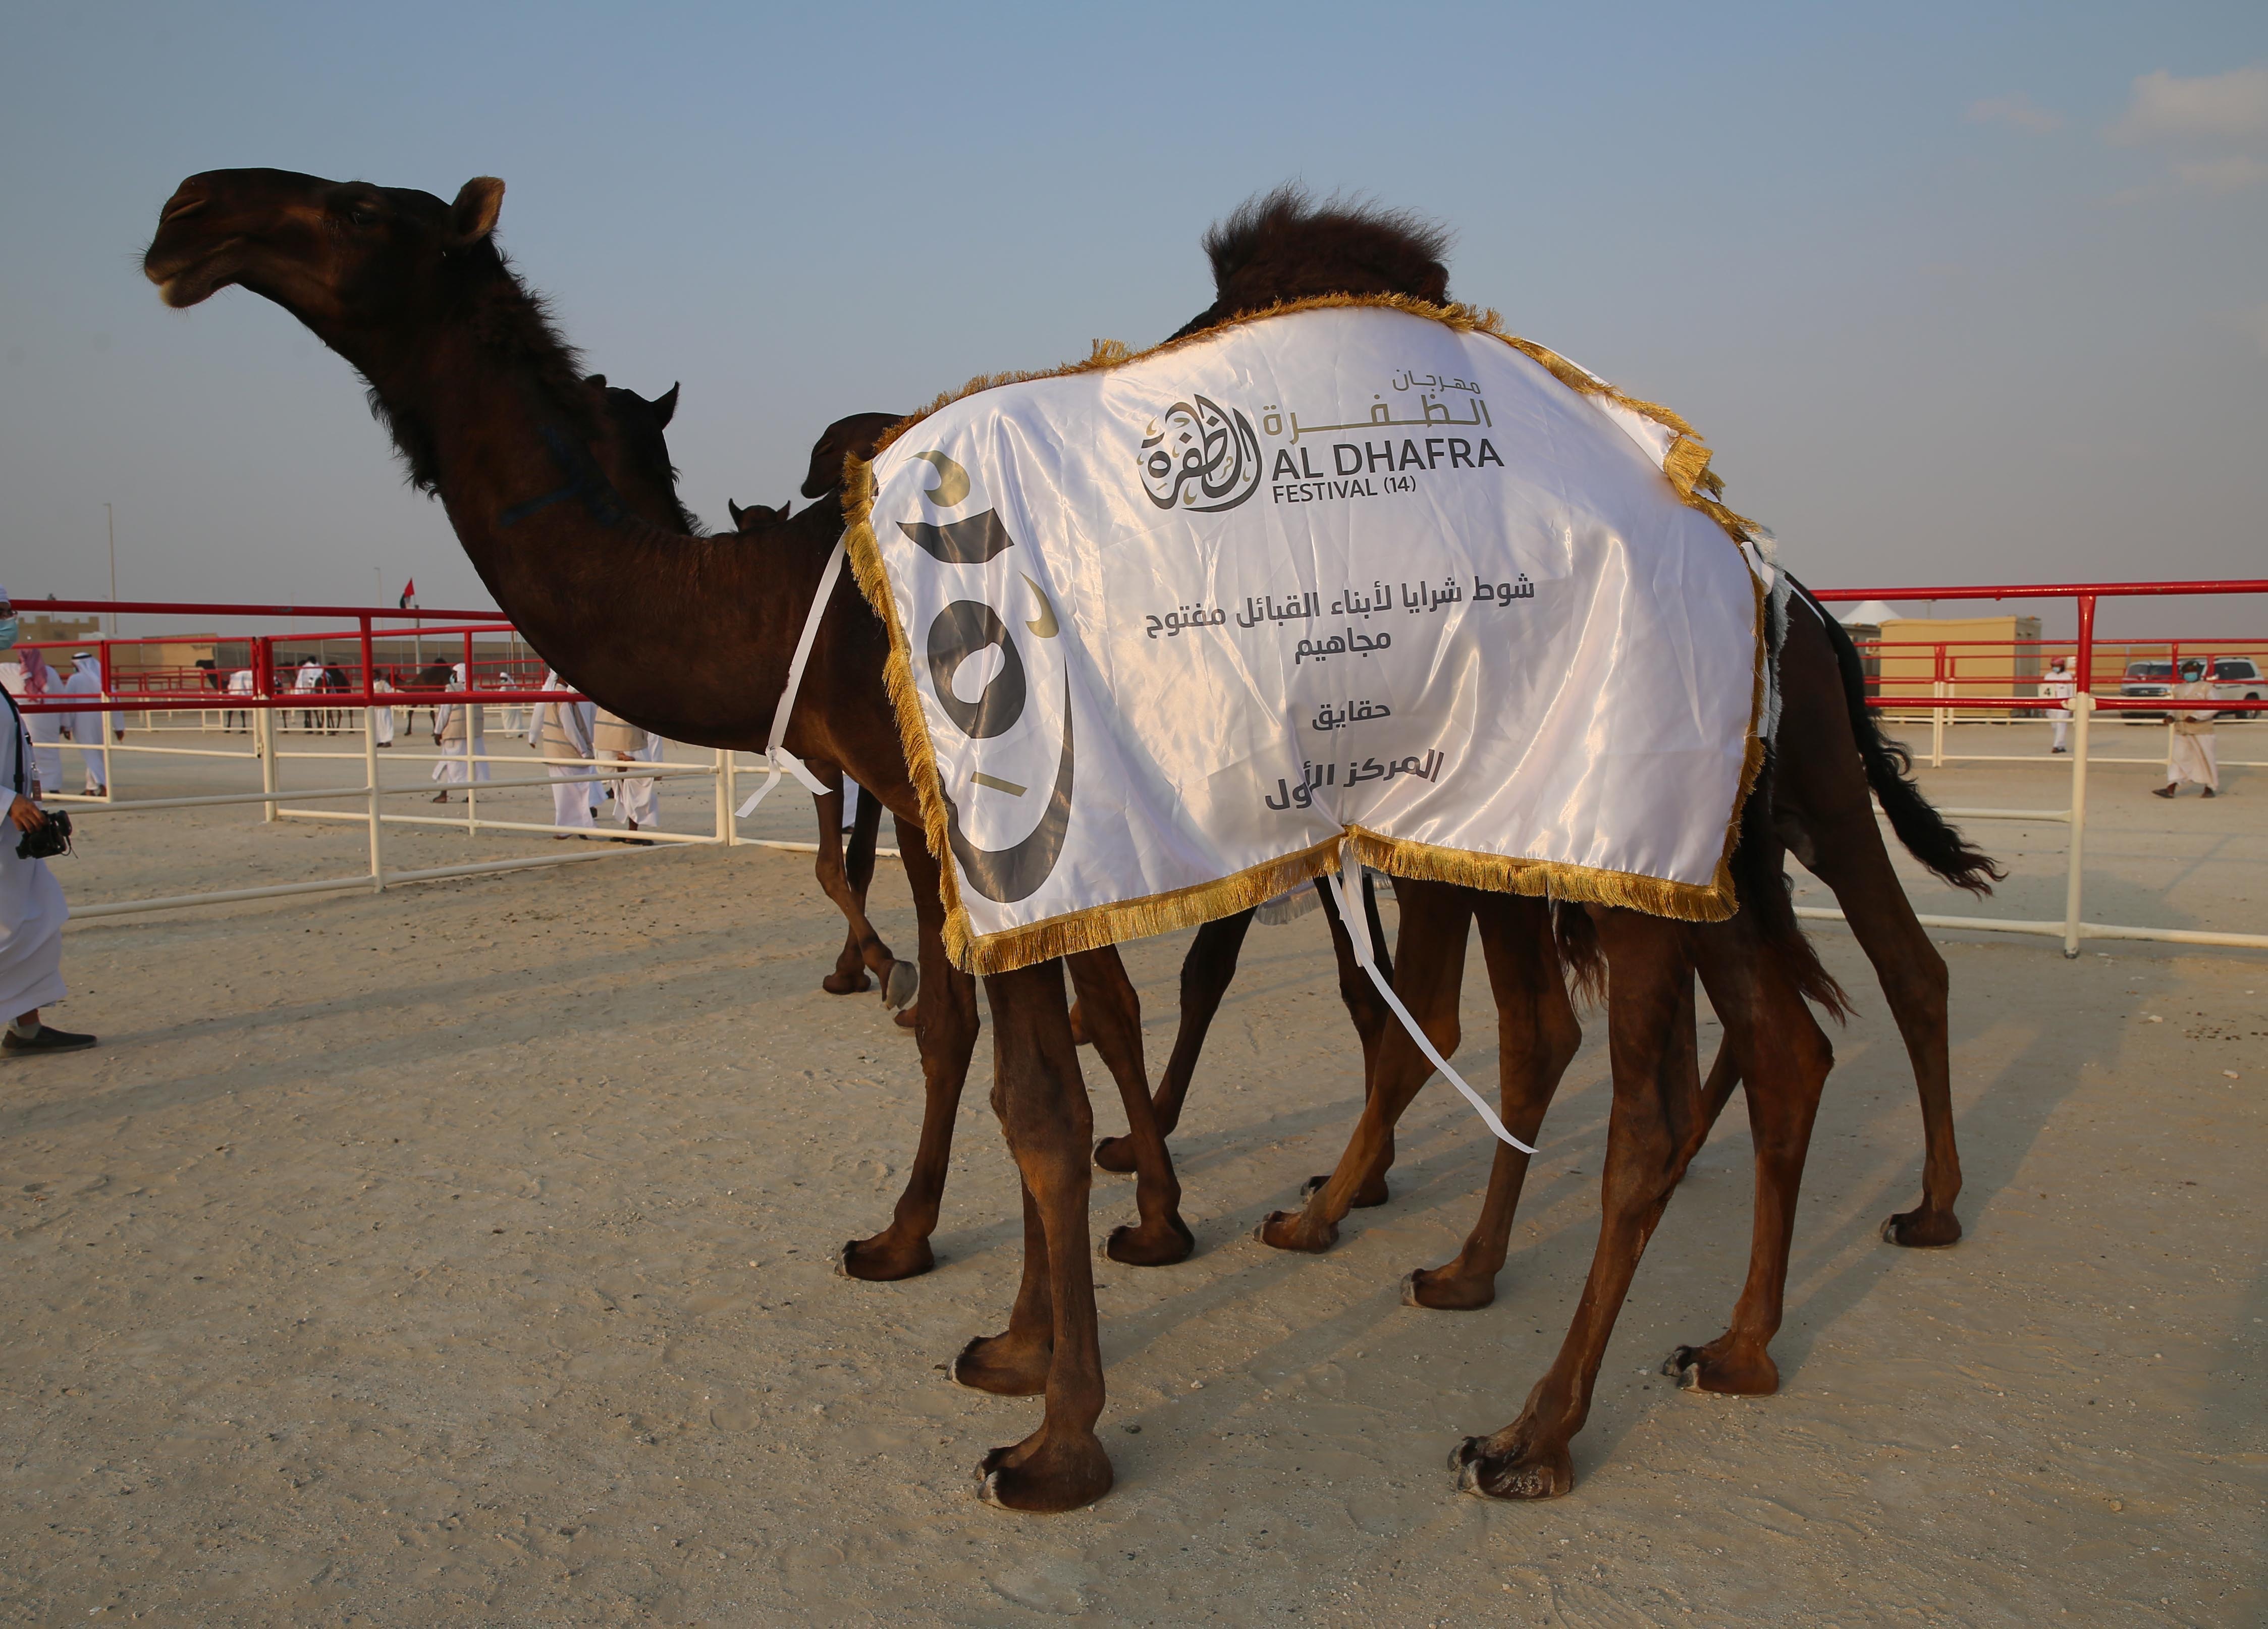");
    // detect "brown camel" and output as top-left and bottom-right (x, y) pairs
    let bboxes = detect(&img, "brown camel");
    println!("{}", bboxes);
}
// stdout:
(1097, 190), (1994, 1261)
(586, 376), (919, 1014)
(141, 170), (1195, 1313)
(143, 170), (1926, 1510)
